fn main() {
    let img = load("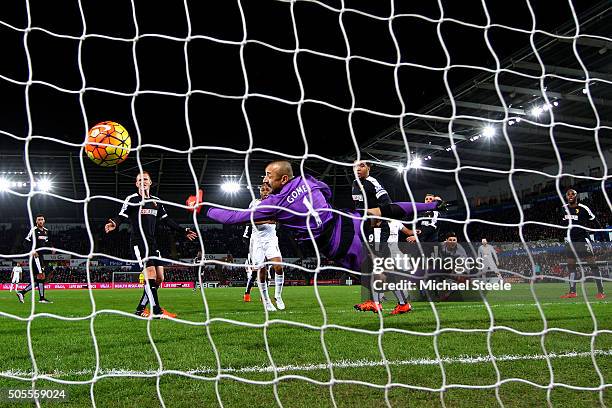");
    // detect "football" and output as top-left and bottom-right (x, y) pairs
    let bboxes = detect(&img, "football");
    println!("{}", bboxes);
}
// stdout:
(85, 121), (131, 166)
